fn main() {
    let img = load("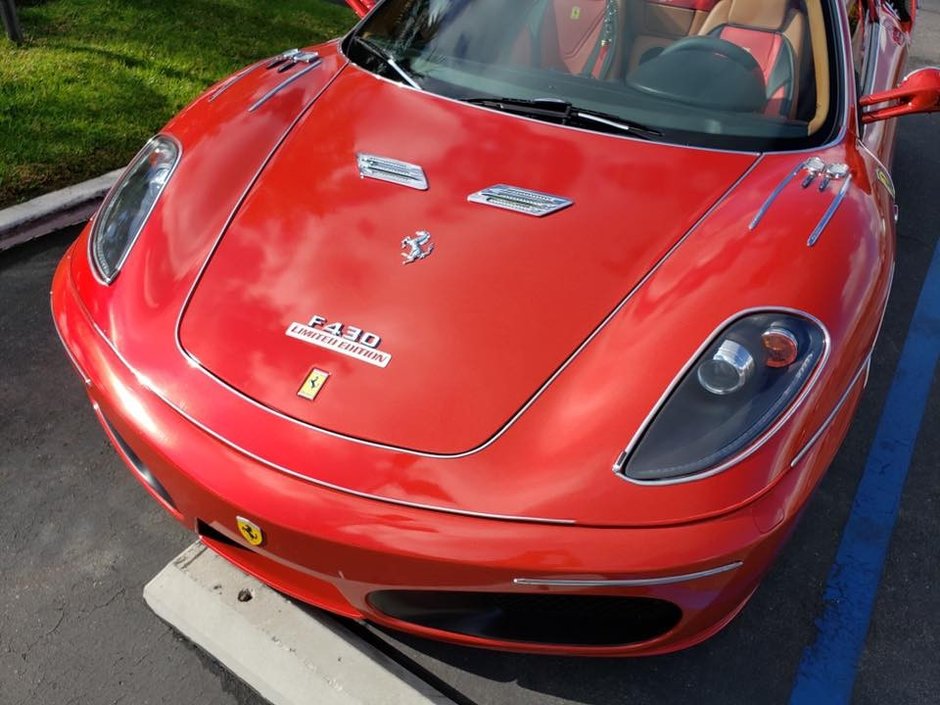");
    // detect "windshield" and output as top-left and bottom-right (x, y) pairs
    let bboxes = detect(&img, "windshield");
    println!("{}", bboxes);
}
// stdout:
(345, 0), (842, 151)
